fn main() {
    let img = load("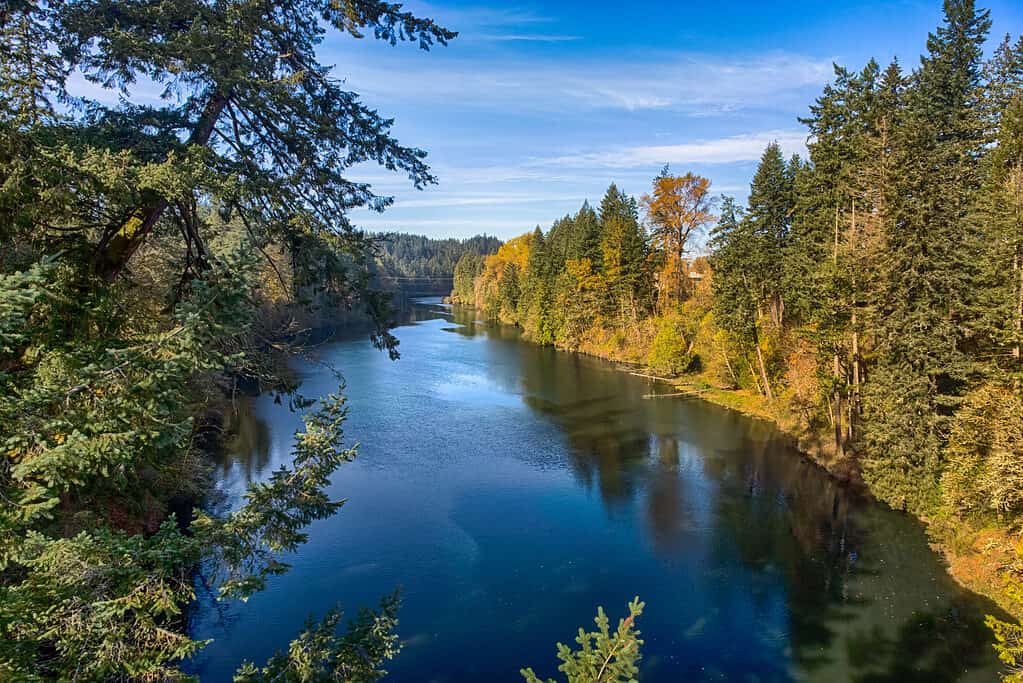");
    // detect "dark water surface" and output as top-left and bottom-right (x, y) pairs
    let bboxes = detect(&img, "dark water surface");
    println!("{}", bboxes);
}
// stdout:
(189, 299), (1002, 682)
